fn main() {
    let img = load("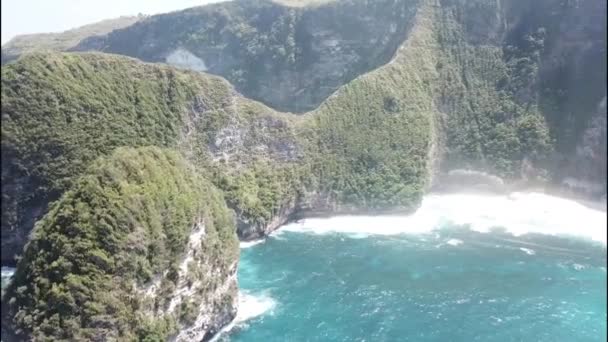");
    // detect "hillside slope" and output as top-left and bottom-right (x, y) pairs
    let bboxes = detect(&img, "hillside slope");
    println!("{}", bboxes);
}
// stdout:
(3, 0), (423, 113)
(0, 0), (606, 338)
(2, 0), (606, 264)
(2, 0), (604, 193)
(1, 147), (239, 341)
(0, 52), (304, 264)
(1, 16), (142, 63)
